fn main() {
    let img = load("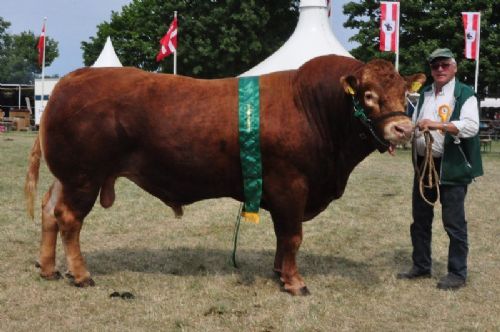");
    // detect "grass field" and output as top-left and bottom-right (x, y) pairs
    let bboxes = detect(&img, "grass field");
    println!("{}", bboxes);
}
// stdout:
(1, 132), (499, 331)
